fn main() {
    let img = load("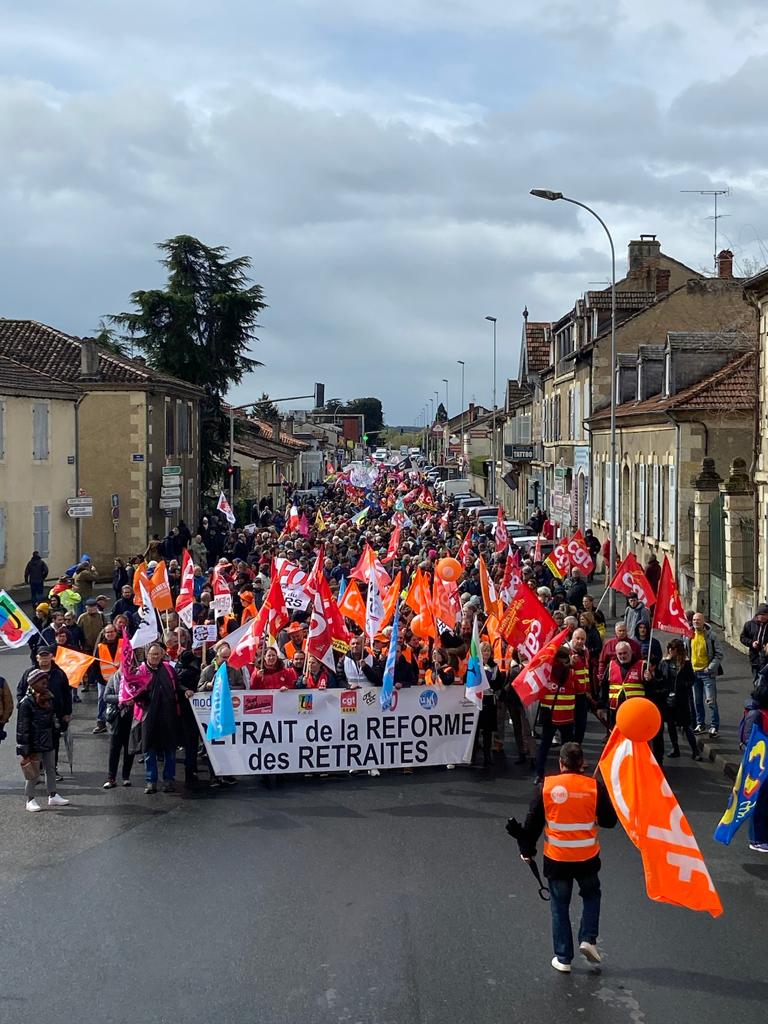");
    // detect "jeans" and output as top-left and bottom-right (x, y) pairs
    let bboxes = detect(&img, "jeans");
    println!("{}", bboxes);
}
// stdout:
(549, 872), (601, 964)
(692, 672), (719, 730)
(535, 715), (573, 779)
(144, 748), (176, 784)
(30, 584), (44, 607)
(749, 783), (768, 844)
(96, 682), (107, 724)
(24, 749), (57, 800)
